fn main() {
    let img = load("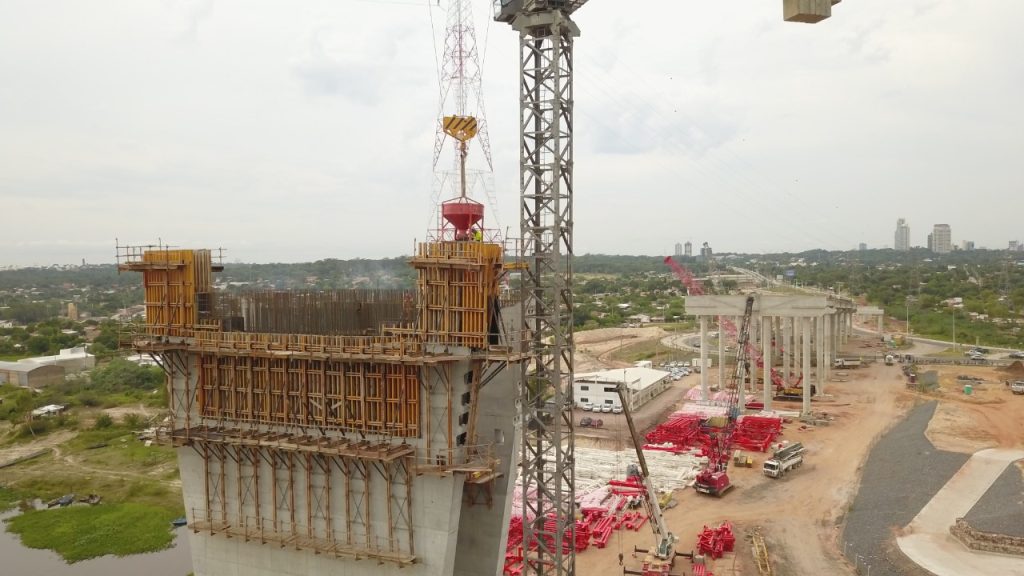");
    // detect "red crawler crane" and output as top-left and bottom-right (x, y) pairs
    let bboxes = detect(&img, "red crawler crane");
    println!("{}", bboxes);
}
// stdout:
(662, 257), (798, 395)
(692, 295), (755, 496)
